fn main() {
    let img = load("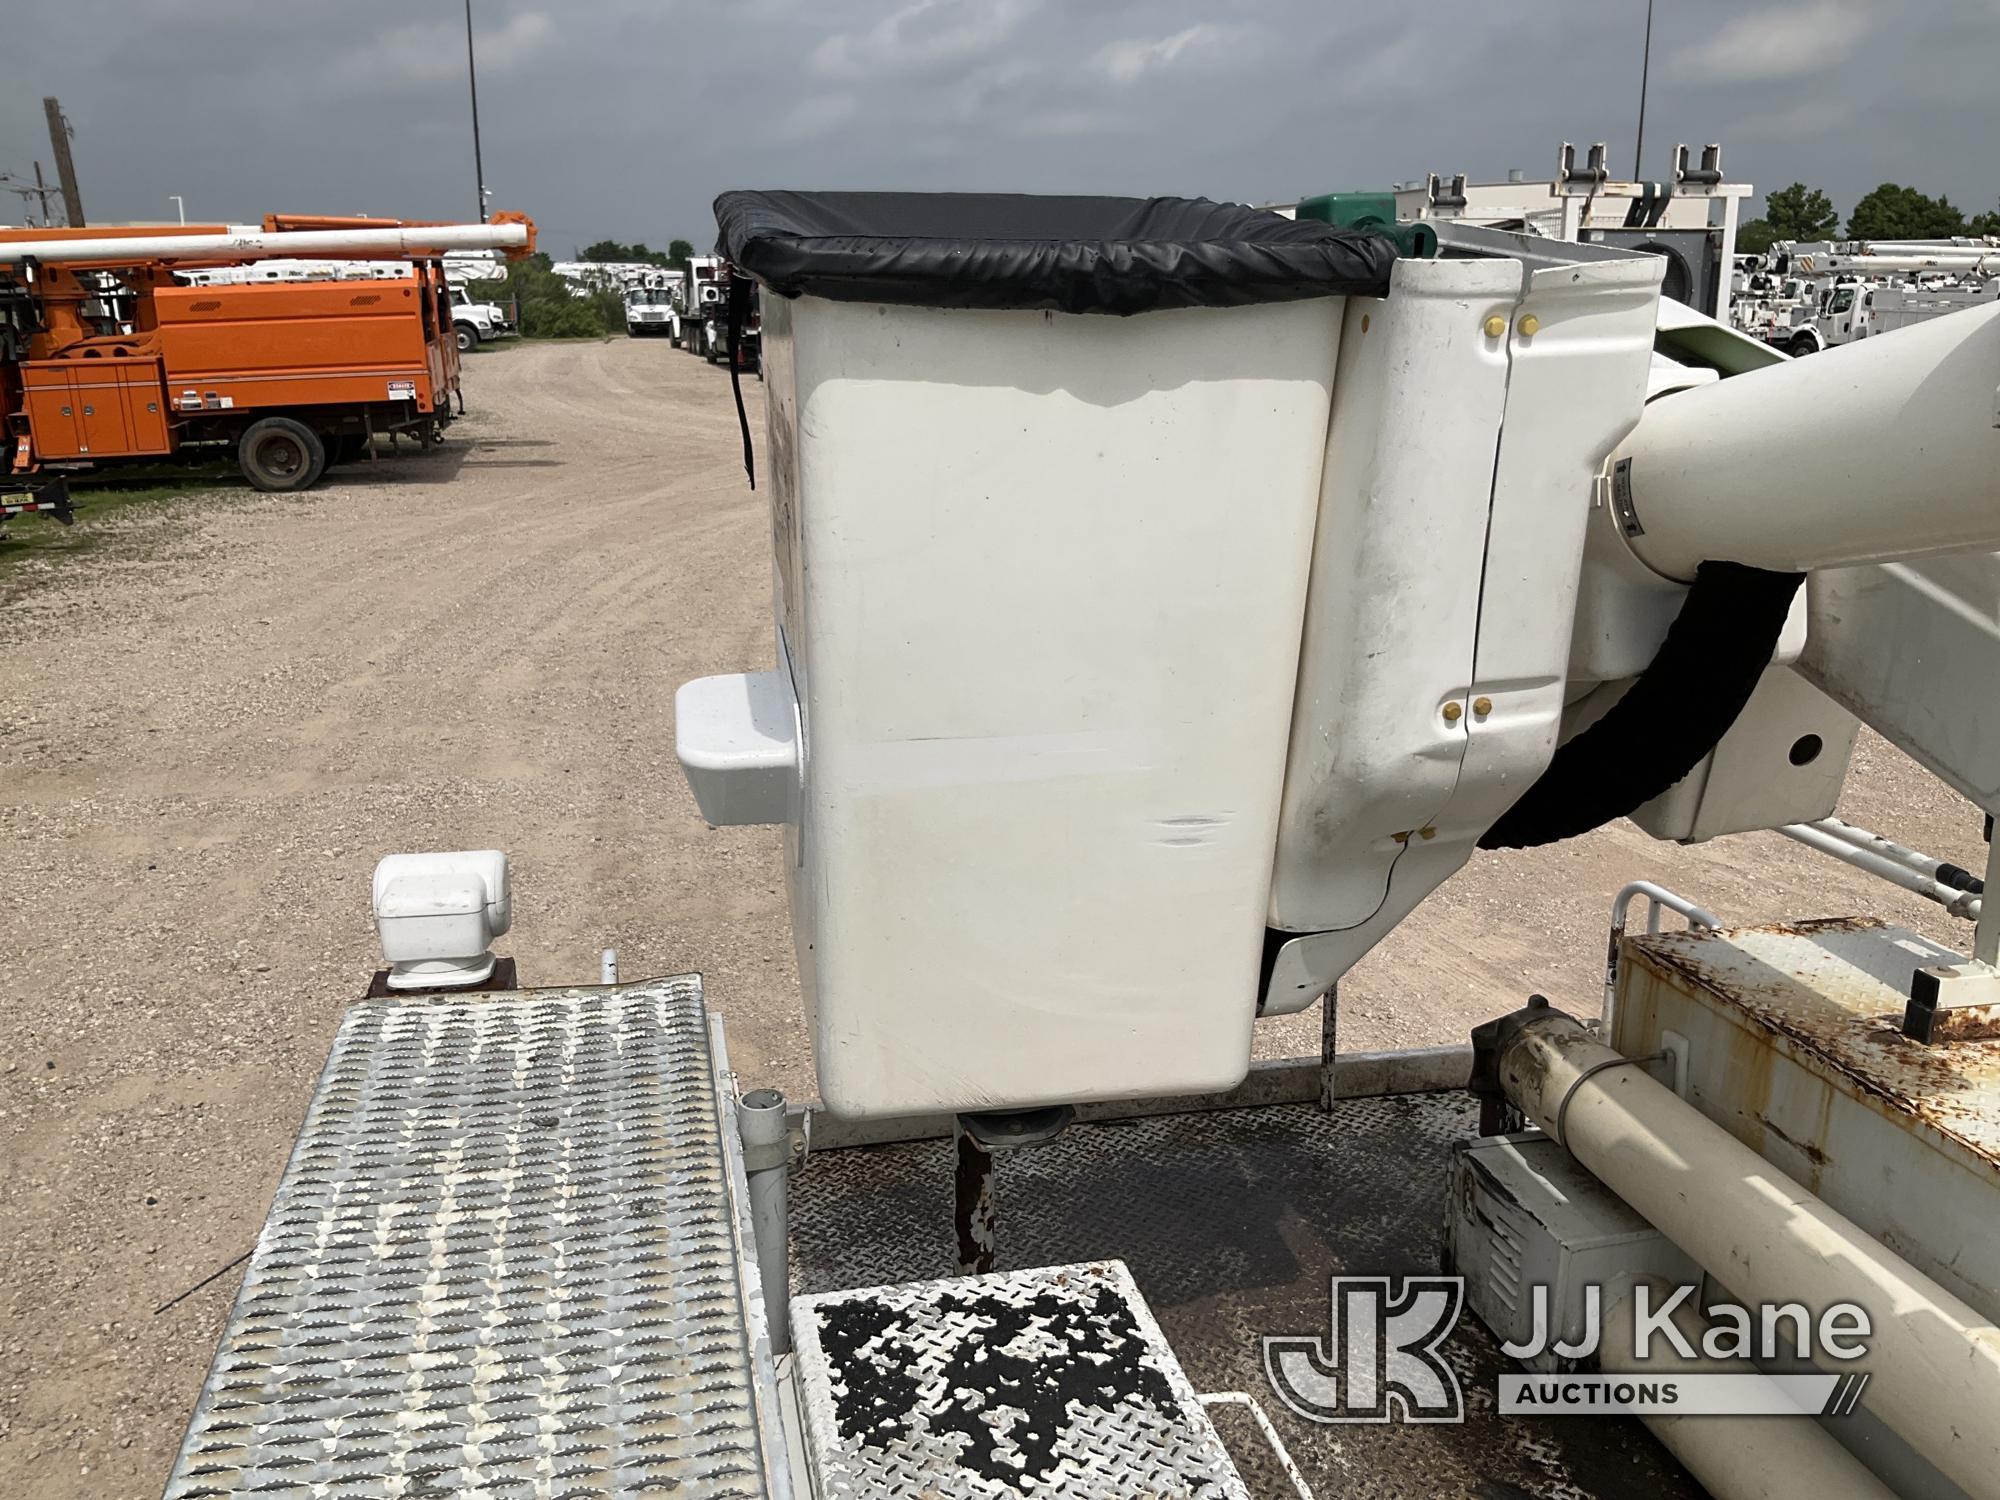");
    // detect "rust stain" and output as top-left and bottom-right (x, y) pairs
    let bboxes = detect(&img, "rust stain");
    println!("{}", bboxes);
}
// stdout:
(1755, 1113), (1832, 1170)
(1930, 1003), (2000, 1043)
(1627, 917), (2000, 1166)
